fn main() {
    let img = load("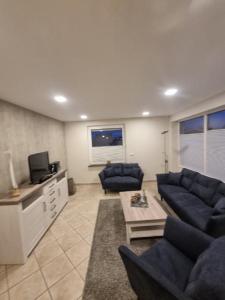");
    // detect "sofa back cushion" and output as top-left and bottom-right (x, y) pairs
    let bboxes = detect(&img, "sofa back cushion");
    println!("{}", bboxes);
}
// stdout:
(104, 164), (123, 177)
(212, 197), (225, 215)
(185, 236), (225, 300)
(206, 197), (225, 237)
(123, 164), (140, 179)
(212, 182), (225, 205)
(181, 169), (198, 191)
(190, 174), (220, 206)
